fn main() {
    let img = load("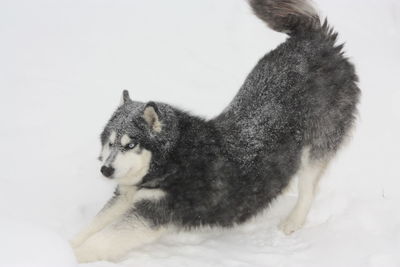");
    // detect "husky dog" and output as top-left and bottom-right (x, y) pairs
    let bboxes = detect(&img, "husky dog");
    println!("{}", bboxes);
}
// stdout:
(71, 0), (360, 262)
